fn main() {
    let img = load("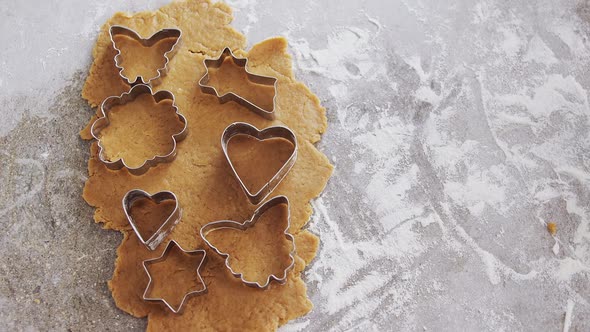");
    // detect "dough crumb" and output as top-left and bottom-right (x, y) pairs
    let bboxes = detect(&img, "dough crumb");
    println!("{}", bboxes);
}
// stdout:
(547, 222), (557, 236)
